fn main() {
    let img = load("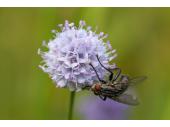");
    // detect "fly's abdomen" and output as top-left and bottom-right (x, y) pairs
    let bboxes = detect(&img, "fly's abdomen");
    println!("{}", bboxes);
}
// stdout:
(114, 83), (129, 95)
(100, 83), (128, 97)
